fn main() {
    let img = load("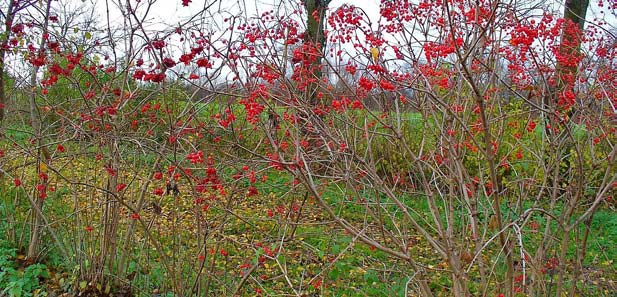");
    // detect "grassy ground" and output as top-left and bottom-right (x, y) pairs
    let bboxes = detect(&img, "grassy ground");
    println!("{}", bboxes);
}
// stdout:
(0, 111), (615, 296)
(1, 158), (615, 296)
